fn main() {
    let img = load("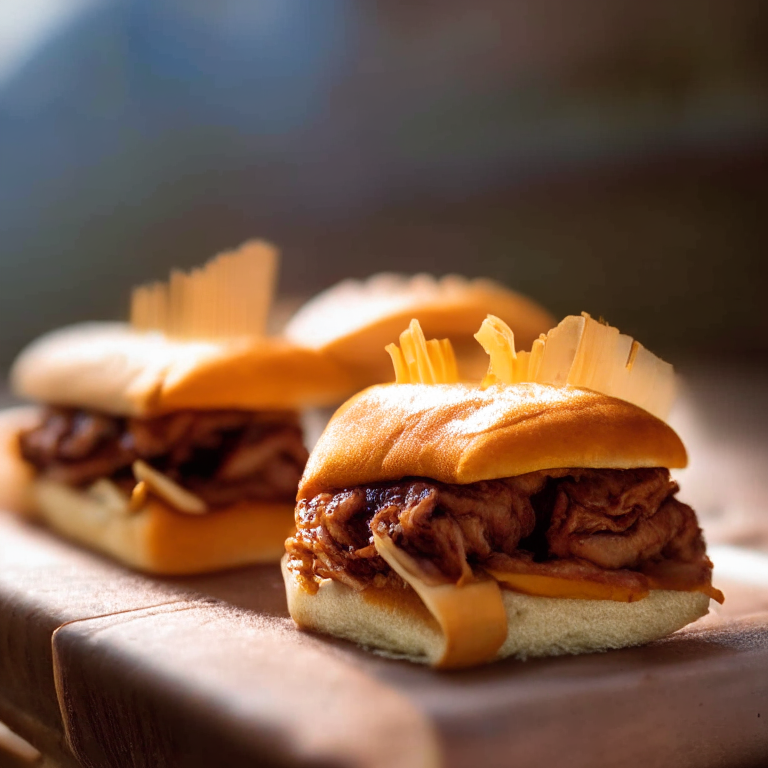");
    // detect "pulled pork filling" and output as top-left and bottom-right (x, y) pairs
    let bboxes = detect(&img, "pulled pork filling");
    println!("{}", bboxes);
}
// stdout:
(285, 468), (714, 594)
(19, 407), (308, 506)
